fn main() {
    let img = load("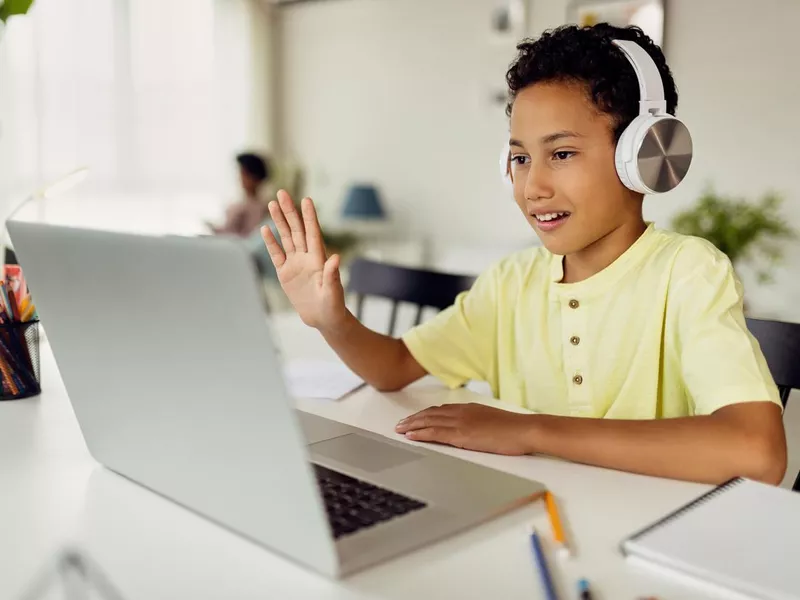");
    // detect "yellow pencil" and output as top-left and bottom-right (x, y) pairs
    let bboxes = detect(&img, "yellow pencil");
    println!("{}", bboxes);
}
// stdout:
(21, 303), (36, 322)
(544, 491), (570, 558)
